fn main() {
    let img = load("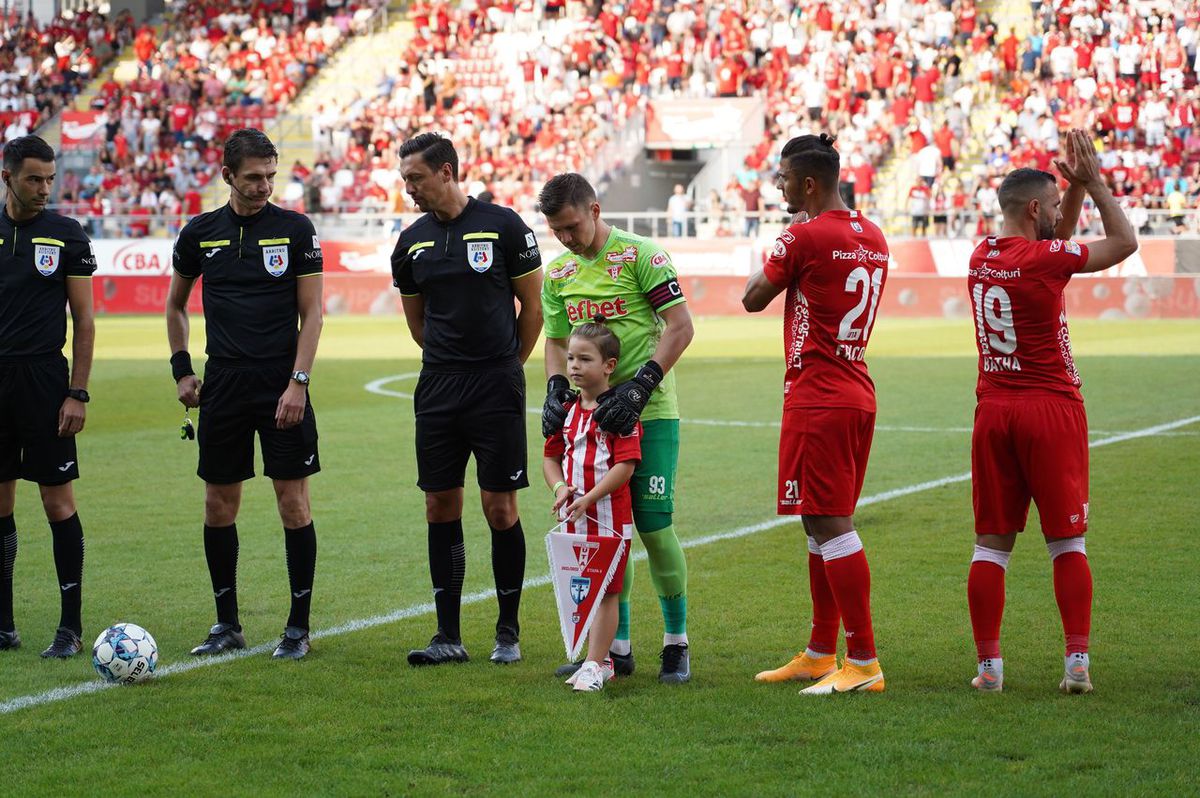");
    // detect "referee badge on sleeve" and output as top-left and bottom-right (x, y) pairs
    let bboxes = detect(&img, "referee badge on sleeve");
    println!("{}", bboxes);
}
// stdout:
(34, 244), (61, 276)
(467, 241), (493, 273)
(263, 244), (289, 277)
